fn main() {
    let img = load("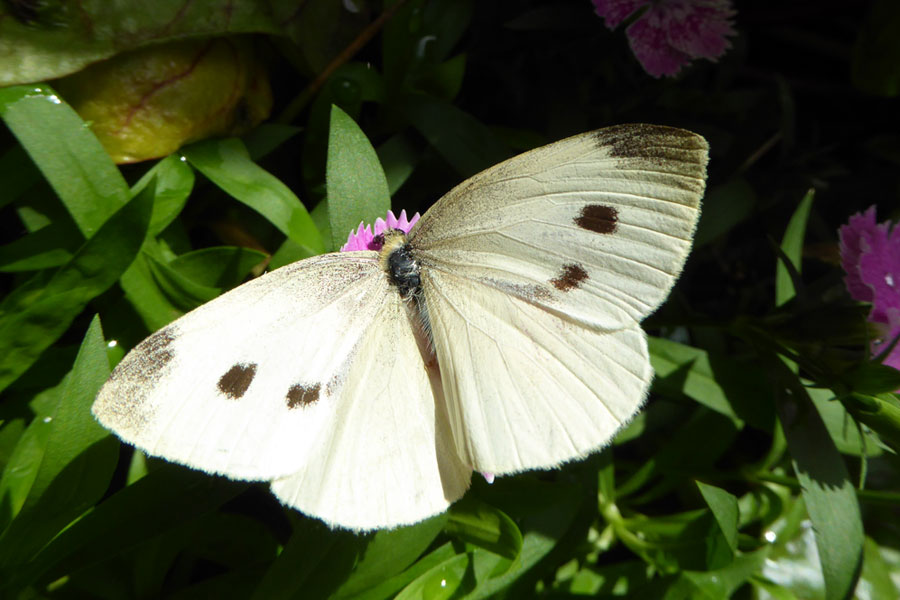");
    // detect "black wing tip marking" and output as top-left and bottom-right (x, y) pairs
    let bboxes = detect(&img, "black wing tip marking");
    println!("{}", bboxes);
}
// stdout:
(107, 325), (178, 385)
(286, 383), (321, 409)
(551, 263), (589, 292)
(596, 123), (706, 154)
(218, 363), (257, 399)
(575, 204), (618, 234)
